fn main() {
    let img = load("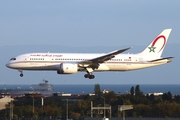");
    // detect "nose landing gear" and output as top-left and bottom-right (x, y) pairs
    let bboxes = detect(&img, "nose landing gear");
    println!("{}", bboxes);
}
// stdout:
(20, 73), (23, 77)
(18, 70), (23, 77)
